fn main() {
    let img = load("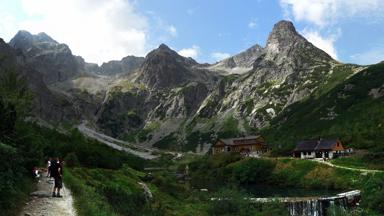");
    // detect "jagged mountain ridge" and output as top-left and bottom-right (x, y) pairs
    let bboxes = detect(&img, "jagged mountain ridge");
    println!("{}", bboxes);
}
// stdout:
(207, 44), (263, 74)
(83, 20), (361, 150)
(91, 55), (145, 76)
(196, 21), (344, 128)
(1, 20), (368, 152)
(9, 31), (145, 81)
(133, 44), (218, 90)
(0, 38), (79, 122)
(9, 30), (83, 84)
